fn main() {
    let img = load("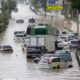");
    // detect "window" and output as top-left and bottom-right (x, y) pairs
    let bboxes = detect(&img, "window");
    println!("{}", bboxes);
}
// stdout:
(52, 58), (60, 62)
(71, 41), (78, 44)
(34, 29), (47, 35)
(38, 23), (44, 26)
